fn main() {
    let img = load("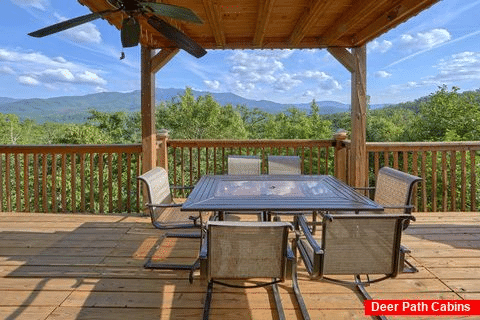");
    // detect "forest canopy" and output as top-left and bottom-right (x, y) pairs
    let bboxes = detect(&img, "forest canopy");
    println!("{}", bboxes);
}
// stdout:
(1, 86), (479, 145)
